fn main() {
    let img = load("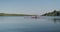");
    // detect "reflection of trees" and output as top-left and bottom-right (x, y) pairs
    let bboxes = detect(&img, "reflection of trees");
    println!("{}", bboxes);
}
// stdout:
(53, 18), (60, 23)
(0, 16), (5, 22)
